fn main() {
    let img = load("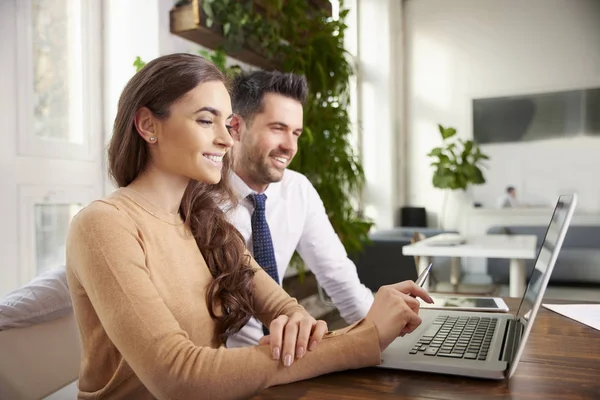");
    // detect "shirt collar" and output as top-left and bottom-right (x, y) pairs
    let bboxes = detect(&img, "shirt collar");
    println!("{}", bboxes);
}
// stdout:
(229, 171), (283, 204)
